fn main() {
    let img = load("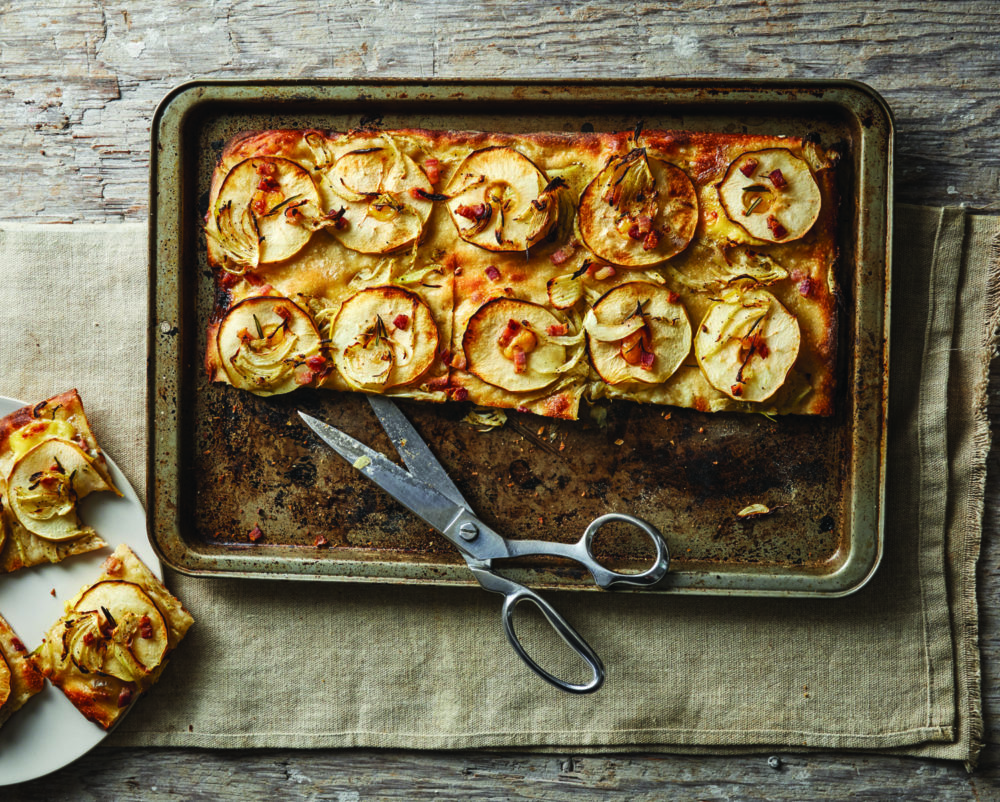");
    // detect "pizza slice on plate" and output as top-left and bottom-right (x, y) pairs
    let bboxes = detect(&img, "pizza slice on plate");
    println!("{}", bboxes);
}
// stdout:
(0, 612), (45, 729)
(31, 544), (194, 730)
(0, 390), (121, 574)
